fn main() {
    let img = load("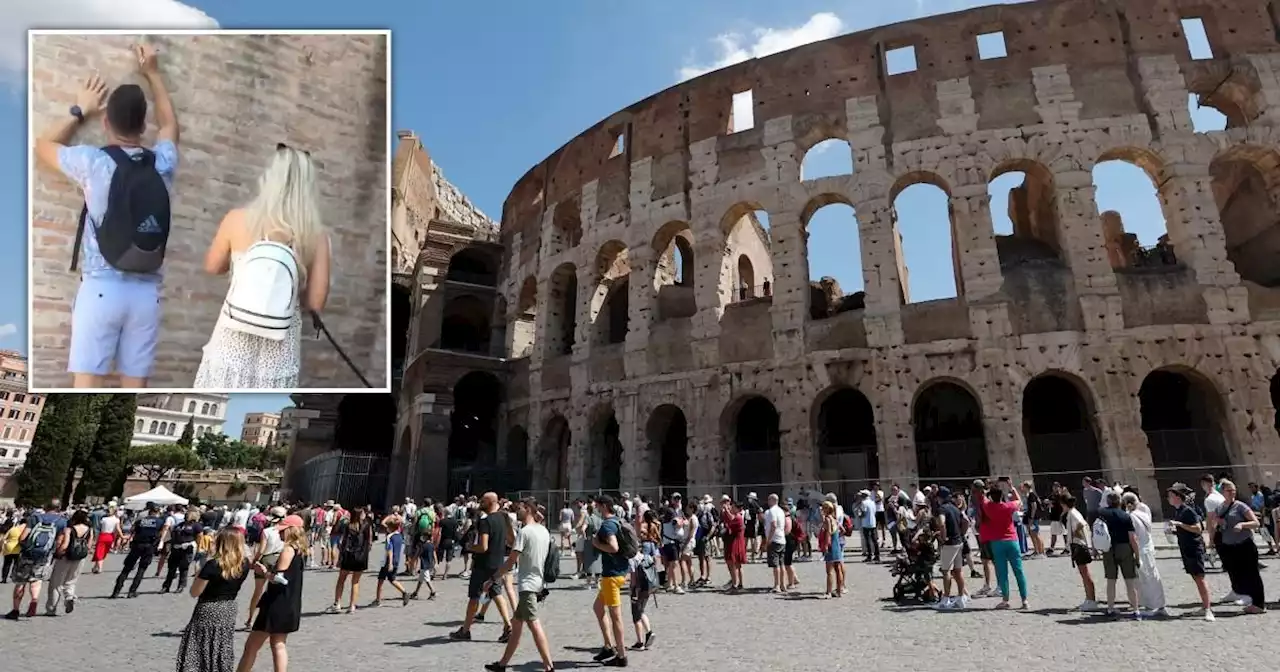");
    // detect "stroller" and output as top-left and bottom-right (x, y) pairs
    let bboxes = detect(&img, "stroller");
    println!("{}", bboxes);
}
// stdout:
(889, 528), (940, 603)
